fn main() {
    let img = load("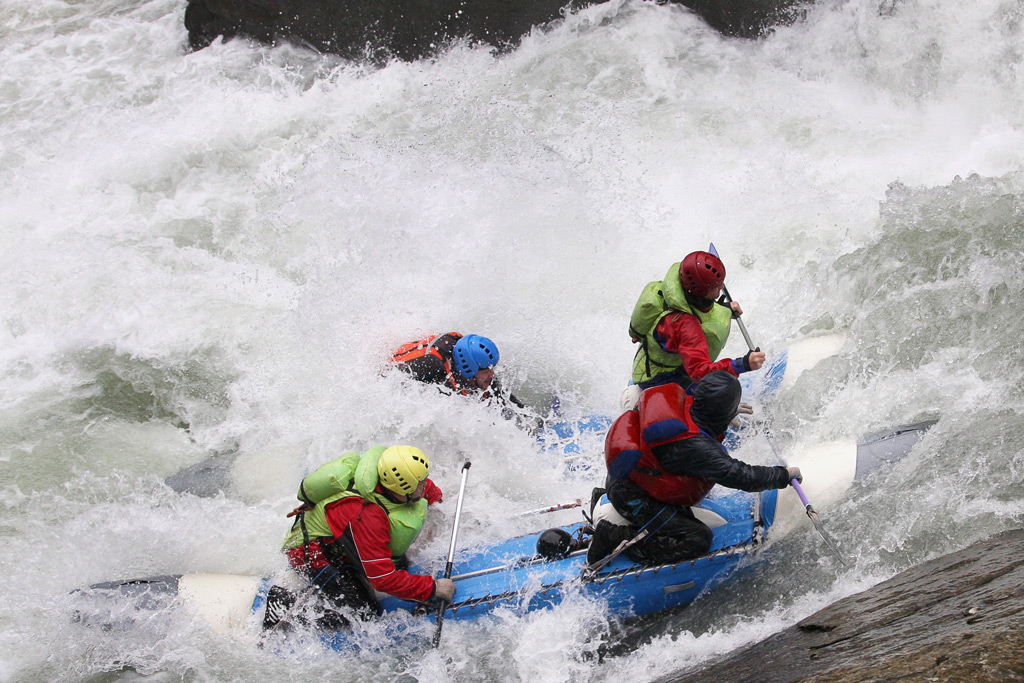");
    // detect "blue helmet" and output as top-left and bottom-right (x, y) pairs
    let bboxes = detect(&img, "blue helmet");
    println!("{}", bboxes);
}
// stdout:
(452, 335), (500, 379)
